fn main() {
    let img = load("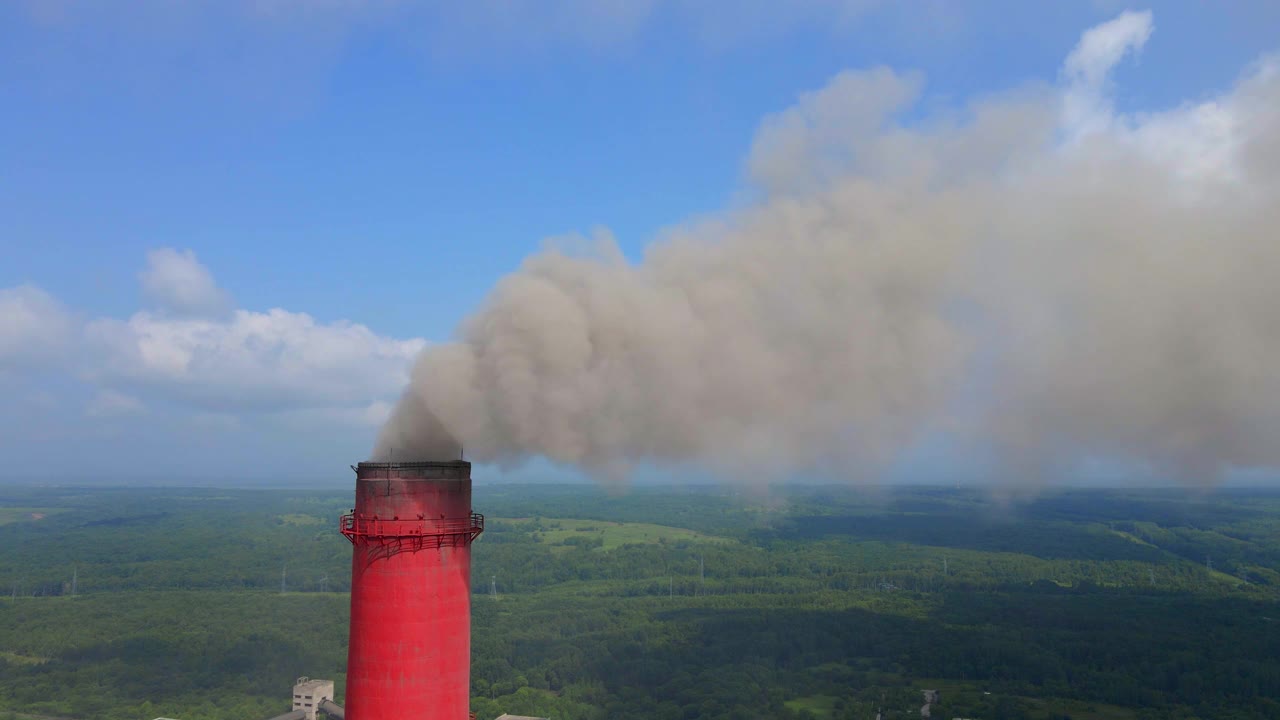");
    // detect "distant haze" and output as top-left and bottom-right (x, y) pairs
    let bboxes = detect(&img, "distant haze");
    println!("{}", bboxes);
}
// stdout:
(374, 12), (1280, 485)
